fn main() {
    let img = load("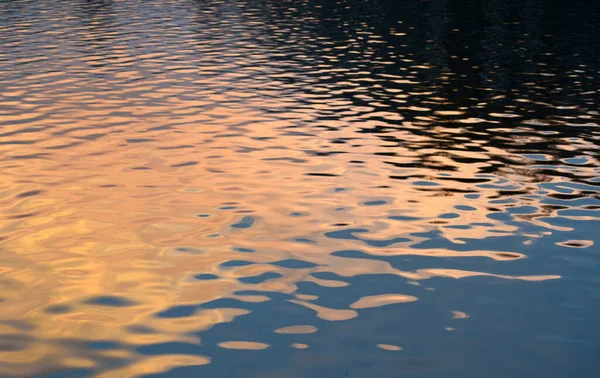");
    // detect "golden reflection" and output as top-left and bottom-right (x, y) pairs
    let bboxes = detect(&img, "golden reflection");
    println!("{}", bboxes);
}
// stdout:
(350, 294), (418, 309)
(0, 0), (580, 376)
(451, 311), (469, 319)
(290, 343), (309, 350)
(556, 240), (594, 248)
(95, 355), (211, 378)
(274, 325), (318, 334)
(218, 341), (270, 350)
(287, 300), (358, 321)
(377, 344), (403, 351)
